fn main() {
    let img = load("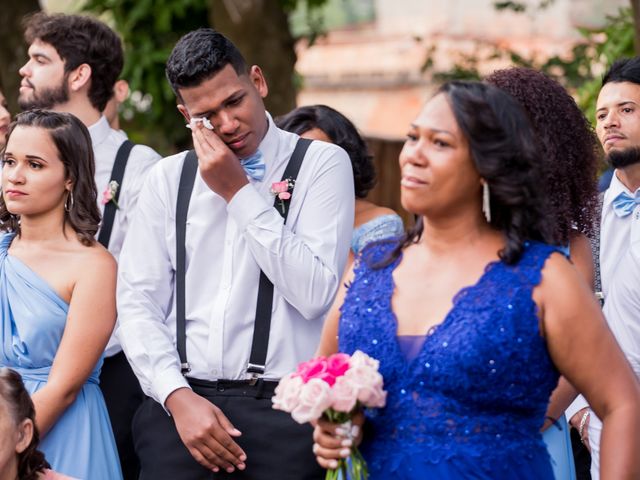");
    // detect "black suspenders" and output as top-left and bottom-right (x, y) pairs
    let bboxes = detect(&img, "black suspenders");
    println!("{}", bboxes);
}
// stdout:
(175, 138), (313, 377)
(98, 140), (134, 248)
